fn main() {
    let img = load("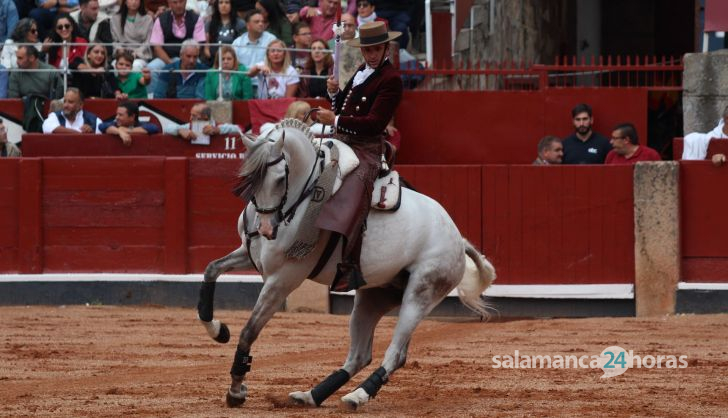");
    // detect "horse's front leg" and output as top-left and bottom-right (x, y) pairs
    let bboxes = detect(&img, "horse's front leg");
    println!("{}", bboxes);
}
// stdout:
(226, 275), (302, 407)
(198, 245), (253, 343)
